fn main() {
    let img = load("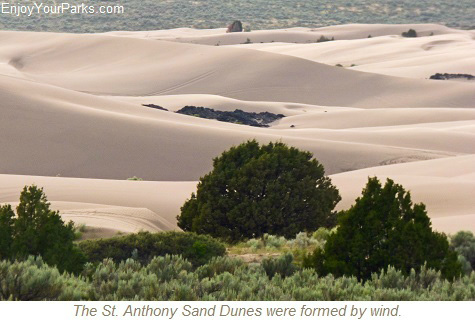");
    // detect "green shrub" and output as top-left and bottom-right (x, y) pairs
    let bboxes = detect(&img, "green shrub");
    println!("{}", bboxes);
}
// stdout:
(264, 234), (287, 249)
(304, 177), (462, 281)
(195, 256), (245, 279)
(244, 238), (264, 251)
(317, 35), (334, 42)
(450, 231), (475, 273)
(127, 176), (143, 181)
(0, 205), (14, 259)
(78, 231), (226, 267)
(146, 255), (193, 281)
(178, 140), (340, 242)
(0, 185), (86, 274)
(235, 231), (327, 257)
(262, 253), (297, 278)
(0, 256), (87, 300)
(312, 227), (333, 243)
(290, 232), (314, 249)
